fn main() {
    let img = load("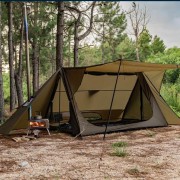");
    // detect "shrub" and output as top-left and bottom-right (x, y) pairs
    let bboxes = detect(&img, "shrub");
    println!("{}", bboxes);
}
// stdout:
(161, 83), (180, 117)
